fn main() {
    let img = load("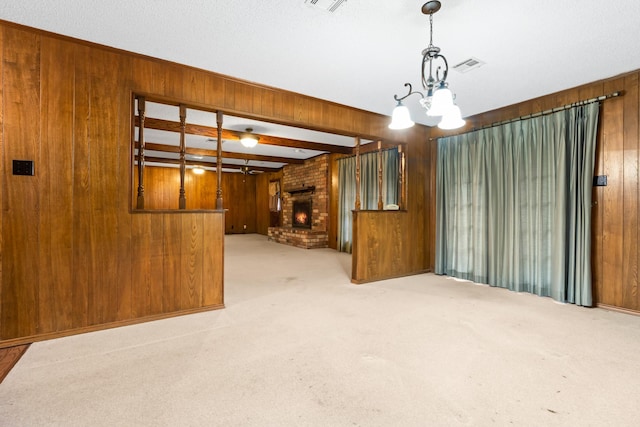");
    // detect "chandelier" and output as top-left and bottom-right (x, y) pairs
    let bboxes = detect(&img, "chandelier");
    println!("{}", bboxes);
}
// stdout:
(389, 1), (465, 130)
